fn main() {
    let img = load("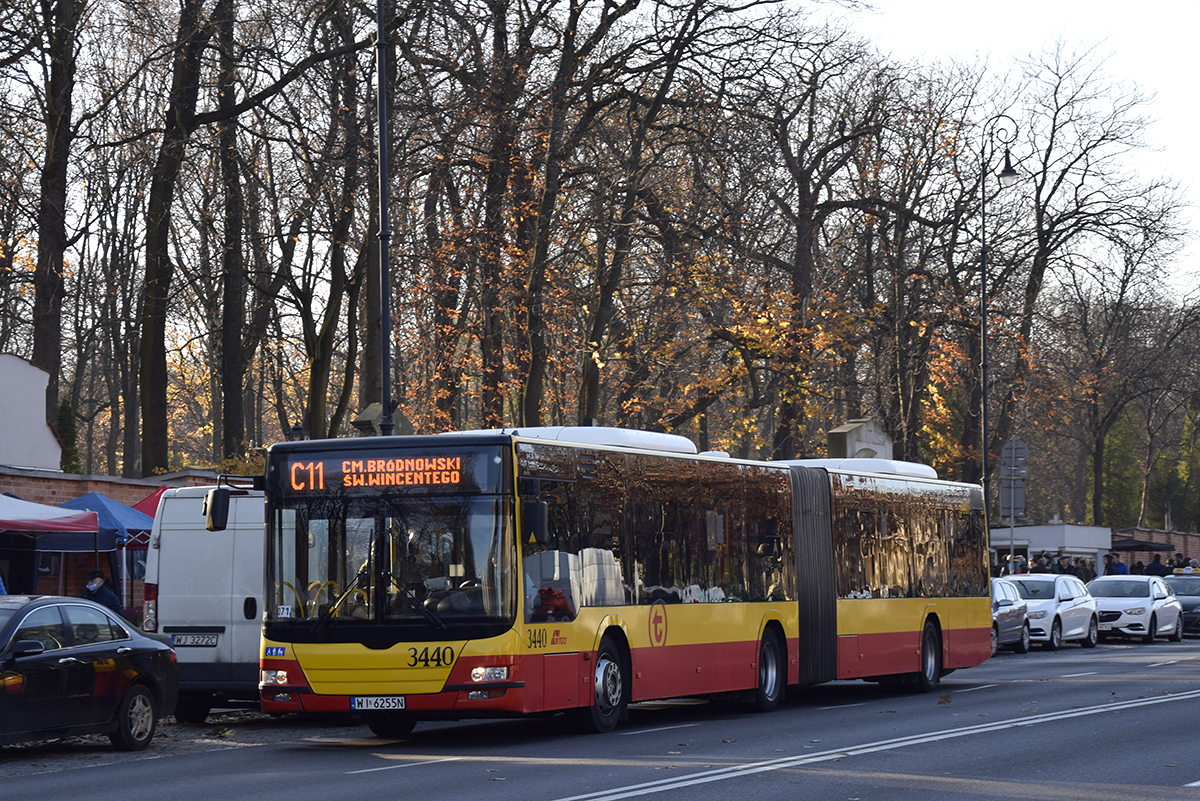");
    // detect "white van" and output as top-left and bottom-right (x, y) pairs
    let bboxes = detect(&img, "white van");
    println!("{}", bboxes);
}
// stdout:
(142, 486), (264, 723)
